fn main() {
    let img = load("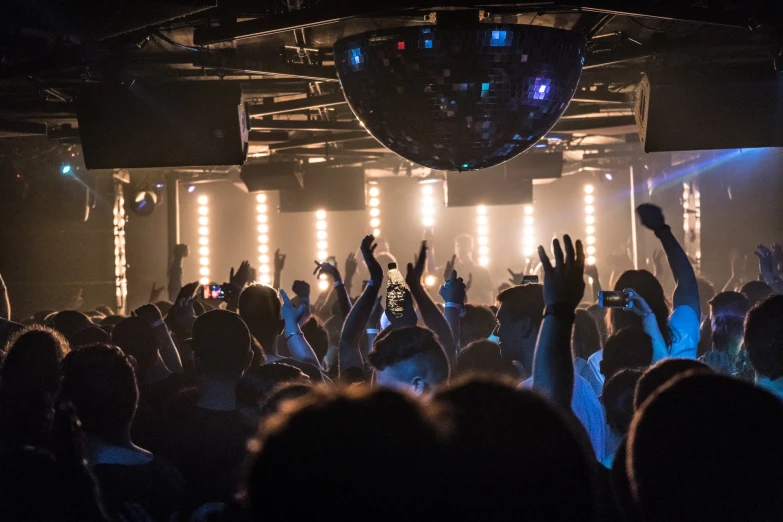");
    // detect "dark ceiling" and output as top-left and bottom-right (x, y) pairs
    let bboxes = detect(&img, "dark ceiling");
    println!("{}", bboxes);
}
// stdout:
(1, 0), (781, 177)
